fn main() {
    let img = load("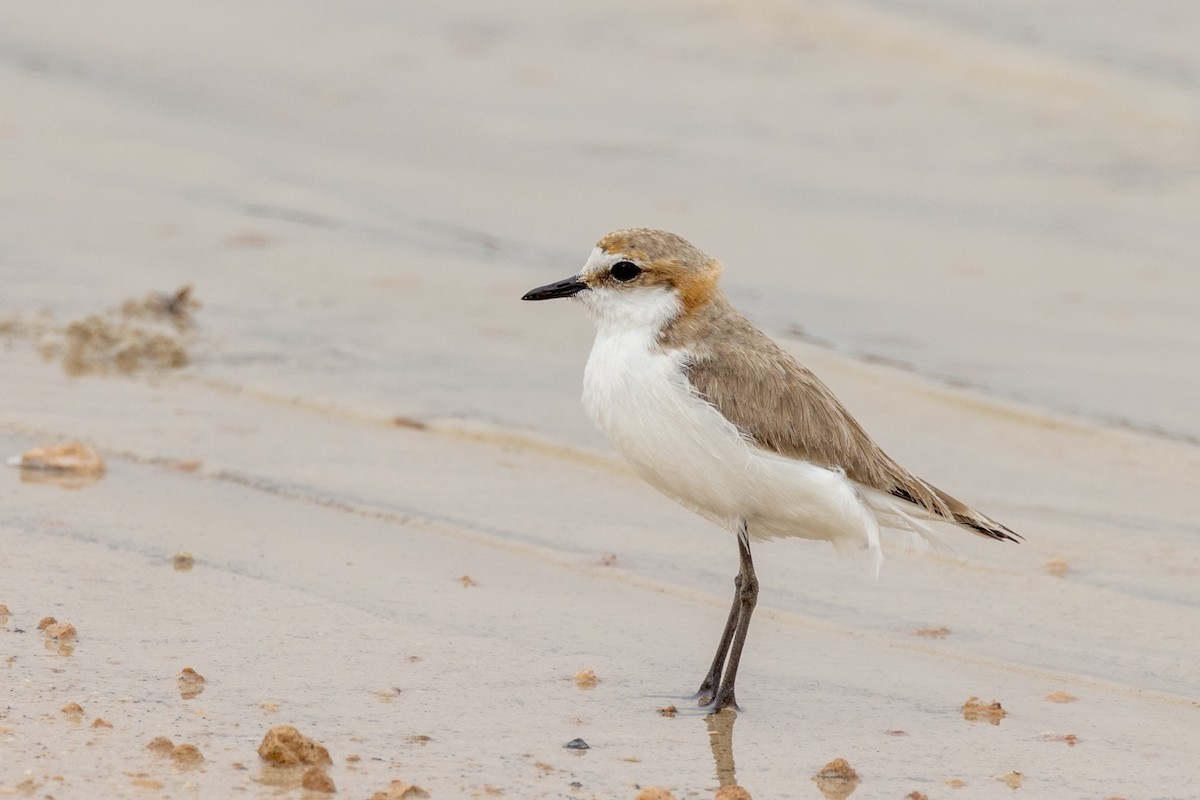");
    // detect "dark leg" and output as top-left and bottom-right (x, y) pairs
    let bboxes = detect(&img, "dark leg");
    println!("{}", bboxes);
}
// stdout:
(695, 572), (743, 704)
(712, 528), (758, 711)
